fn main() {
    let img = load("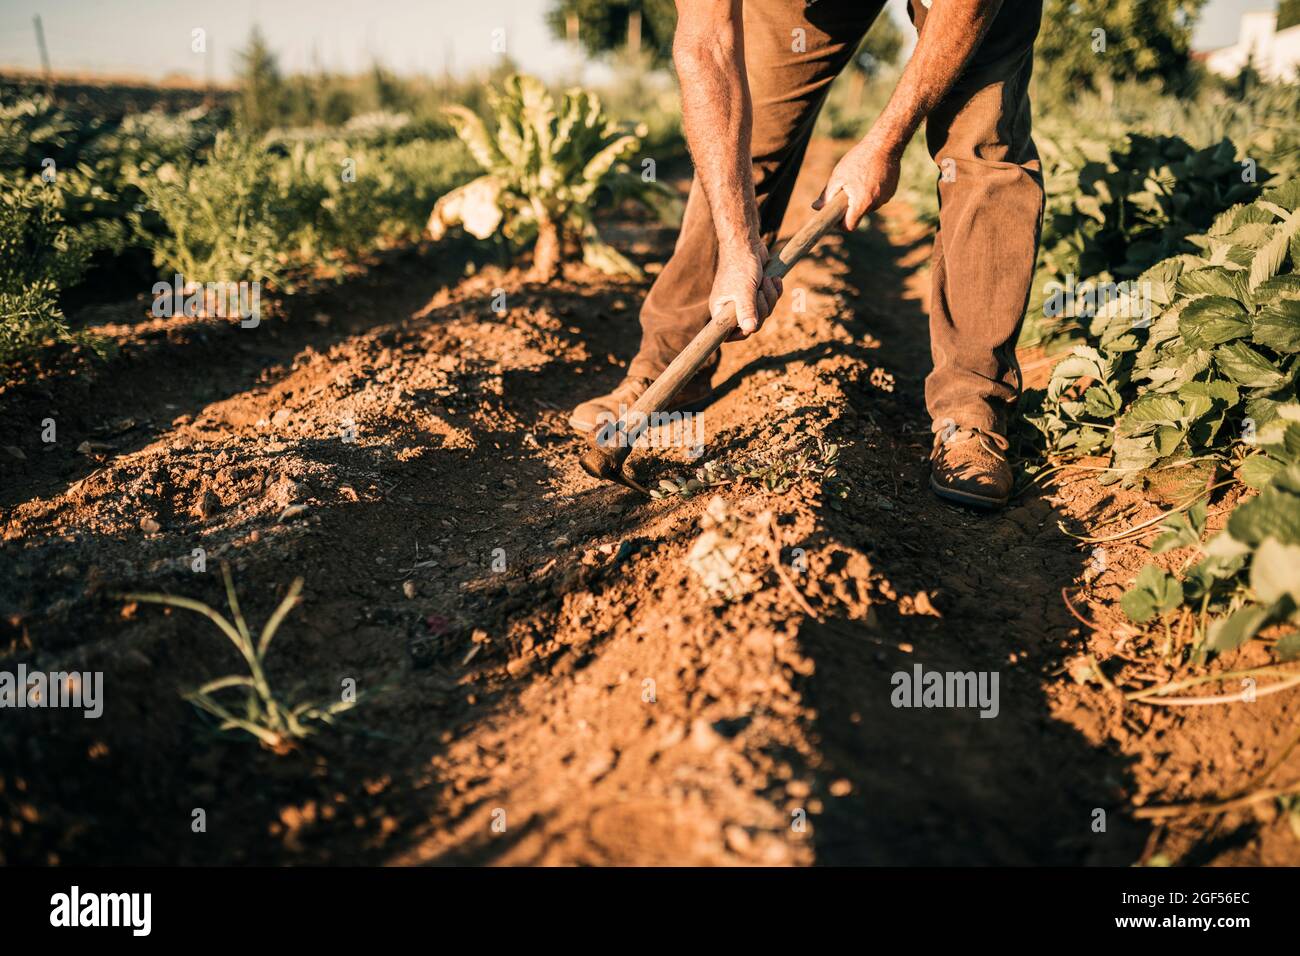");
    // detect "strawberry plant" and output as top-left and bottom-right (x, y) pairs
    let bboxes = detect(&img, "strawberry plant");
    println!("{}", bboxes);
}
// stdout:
(427, 74), (657, 281)
(1029, 179), (1300, 498)
(1021, 132), (1267, 350)
(1121, 416), (1300, 663)
(1028, 178), (1300, 661)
